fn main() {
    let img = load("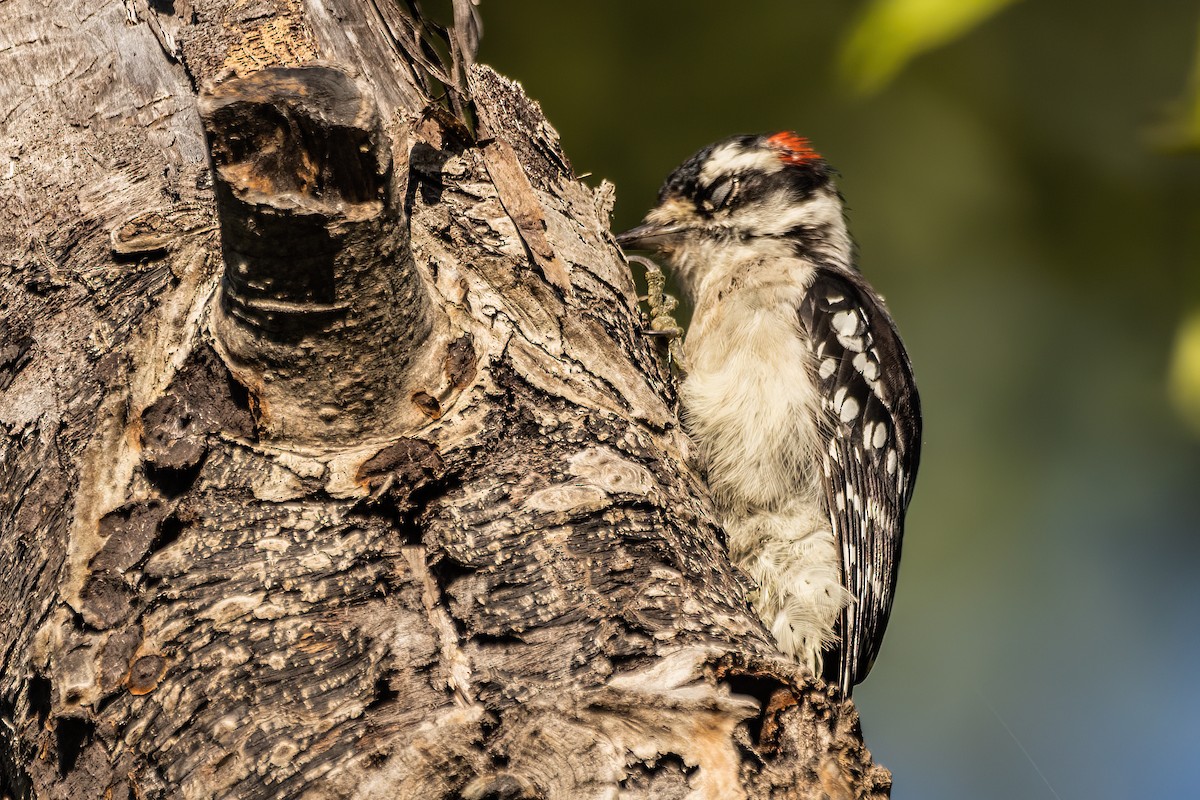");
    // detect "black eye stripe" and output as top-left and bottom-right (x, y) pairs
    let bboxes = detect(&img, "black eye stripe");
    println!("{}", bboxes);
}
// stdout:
(709, 172), (799, 210)
(701, 176), (739, 212)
